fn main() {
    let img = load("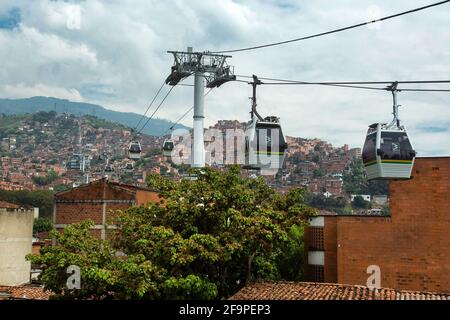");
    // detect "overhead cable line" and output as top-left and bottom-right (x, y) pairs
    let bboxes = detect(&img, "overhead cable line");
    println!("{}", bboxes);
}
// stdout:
(212, 0), (450, 54)
(235, 75), (450, 91)
(236, 75), (450, 85)
(399, 88), (450, 92)
(259, 81), (450, 92)
(133, 81), (166, 132)
(137, 85), (177, 134)
(162, 88), (214, 136)
(236, 75), (384, 91)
